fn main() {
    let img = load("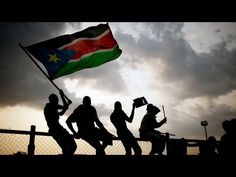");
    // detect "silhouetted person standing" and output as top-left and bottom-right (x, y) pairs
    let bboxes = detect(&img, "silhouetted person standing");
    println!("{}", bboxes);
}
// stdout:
(44, 90), (77, 156)
(110, 101), (142, 156)
(139, 104), (167, 155)
(66, 96), (113, 156)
